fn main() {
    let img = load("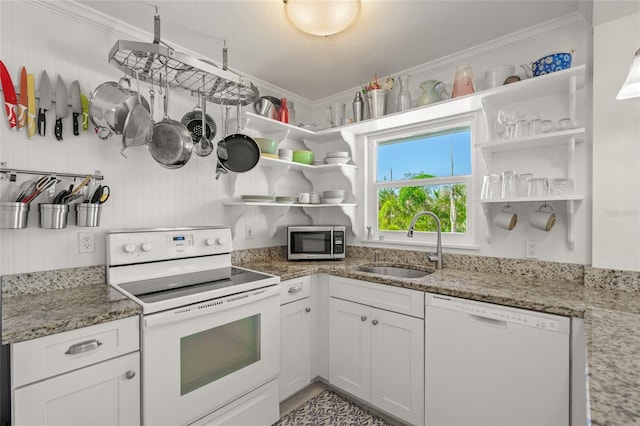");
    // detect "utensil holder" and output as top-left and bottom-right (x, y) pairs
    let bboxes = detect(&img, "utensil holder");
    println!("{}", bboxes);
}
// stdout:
(0, 202), (29, 229)
(366, 89), (387, 118)
(76, 204), (102, 227)
(39, 204), (69, 229)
